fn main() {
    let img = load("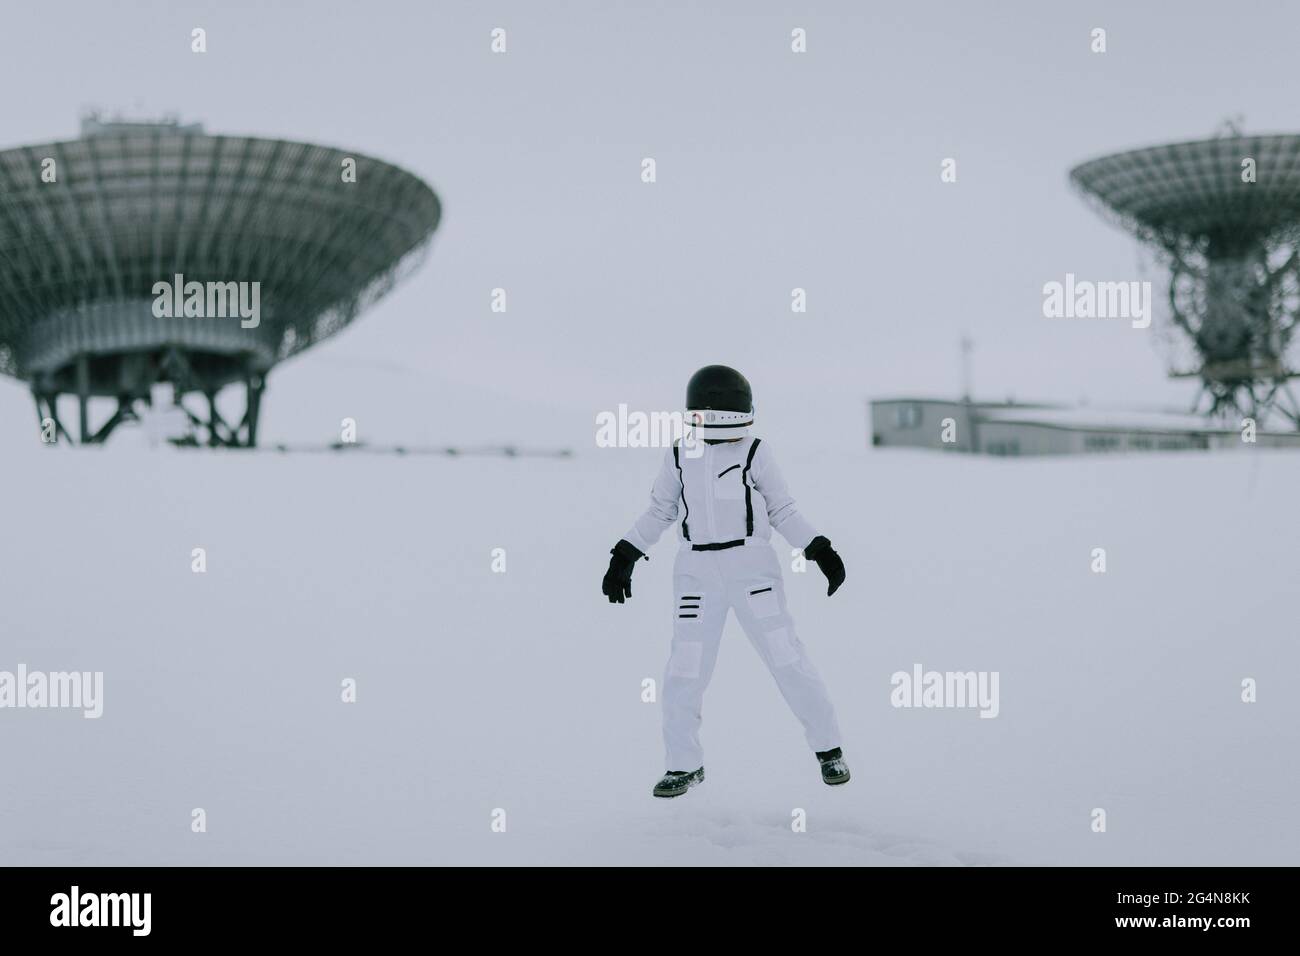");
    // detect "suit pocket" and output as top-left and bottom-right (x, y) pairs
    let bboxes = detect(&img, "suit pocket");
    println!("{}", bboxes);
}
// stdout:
(747, 585), (780, 620)
(714, 467), (746, 501)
